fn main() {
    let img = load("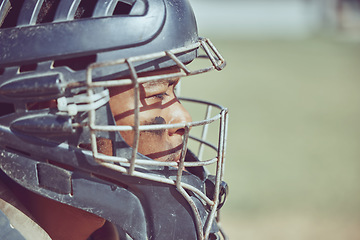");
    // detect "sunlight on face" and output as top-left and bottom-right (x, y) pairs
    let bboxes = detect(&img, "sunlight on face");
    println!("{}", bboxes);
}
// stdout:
(109, 68), (192, 162)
